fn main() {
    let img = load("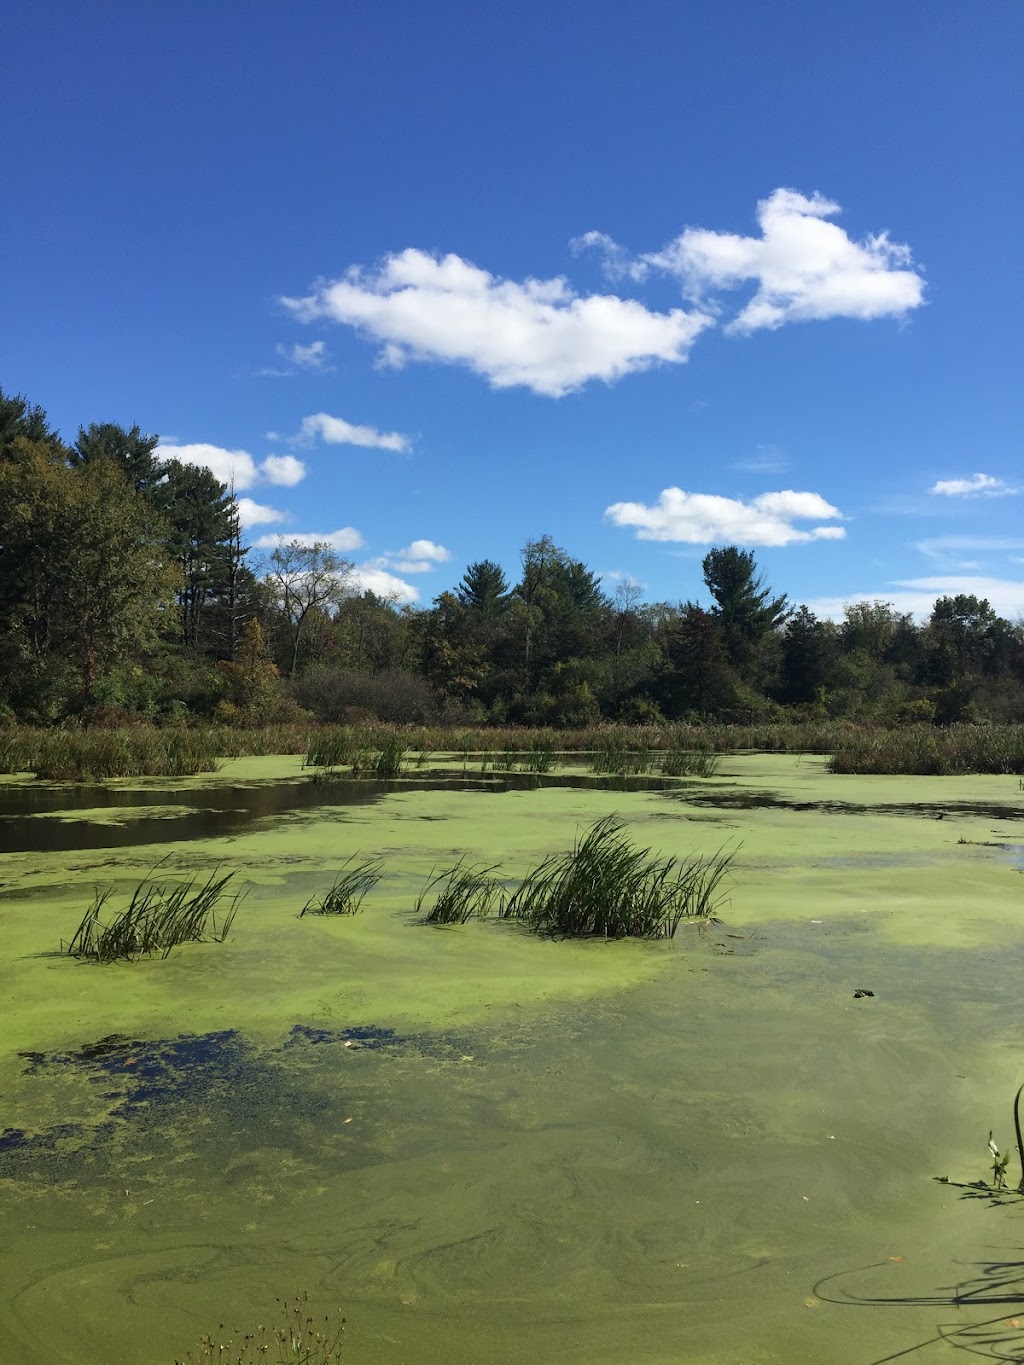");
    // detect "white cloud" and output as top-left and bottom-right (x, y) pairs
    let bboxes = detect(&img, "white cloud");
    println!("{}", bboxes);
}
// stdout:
(643, 188), (924, 334)
(929, 473), (1018, 497)
(569, 230), (650, 282)
(282, 248), (712, 397)
(915, 535), (1024, 562)
(349, 567), (419, 604)
(158, 443), (260, 490)
(367, 539), (453, 575)
(806, 576), (1024, 623)
(261, 454), (307, 486)
(605, 487), (845, 547)
(236, 498), (285, 527)
(157, 442), (307, 492)
(255, 528), (366, 552)
(280, 340), (331, 370)
(296, 411), (411, 453)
